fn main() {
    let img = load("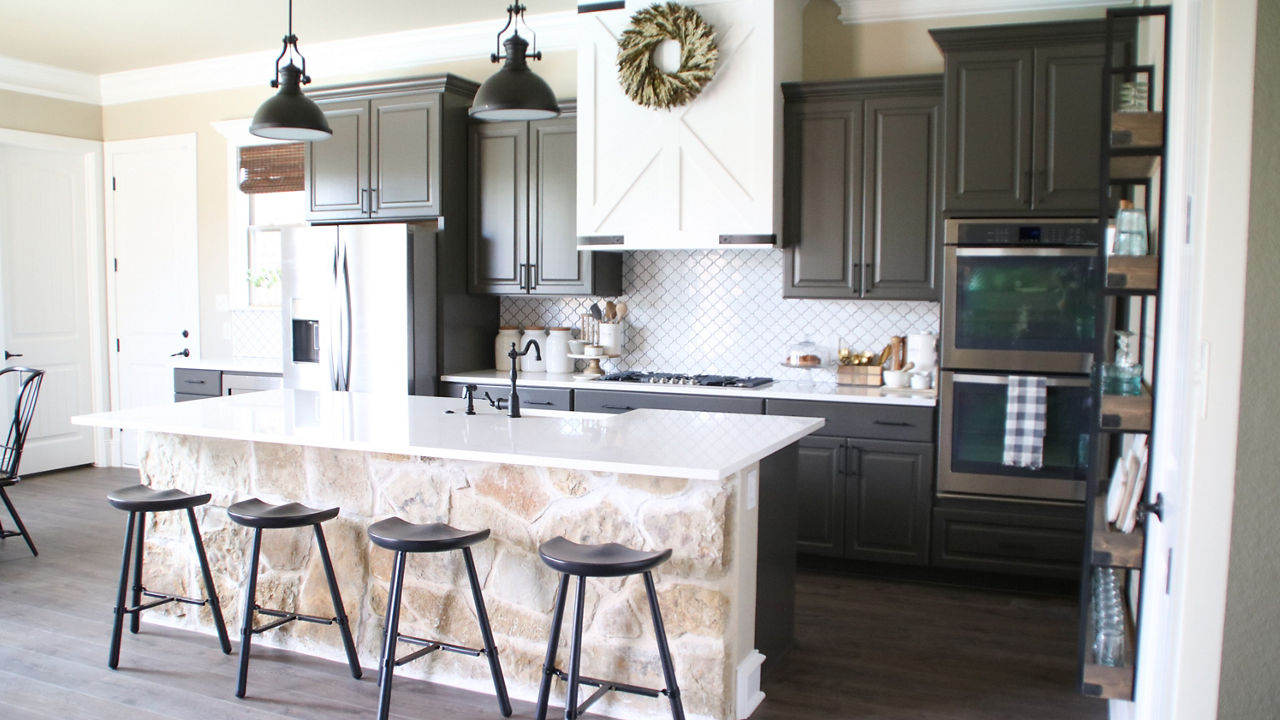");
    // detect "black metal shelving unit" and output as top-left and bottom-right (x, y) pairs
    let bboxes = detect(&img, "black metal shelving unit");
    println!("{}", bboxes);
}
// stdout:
(1077, 5), (1171, 701)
